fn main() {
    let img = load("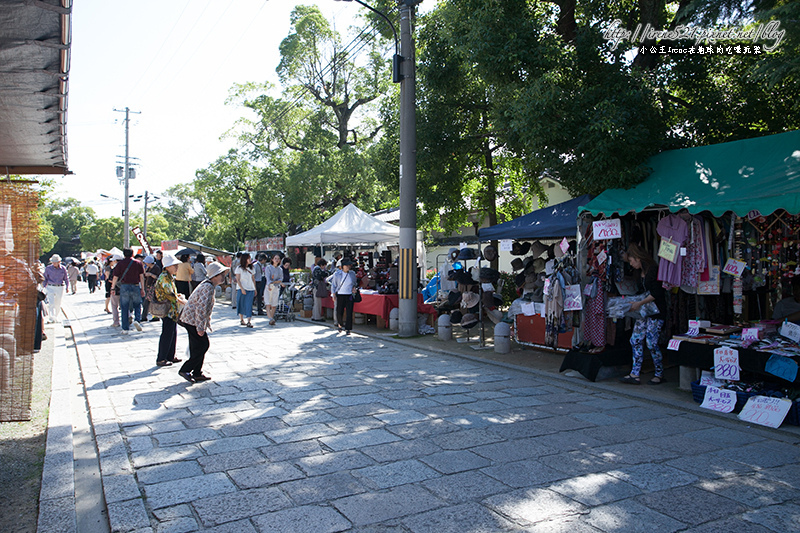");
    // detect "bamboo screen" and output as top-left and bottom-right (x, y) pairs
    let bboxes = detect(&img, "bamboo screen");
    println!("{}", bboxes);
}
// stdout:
(0, 181), (40, 422)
